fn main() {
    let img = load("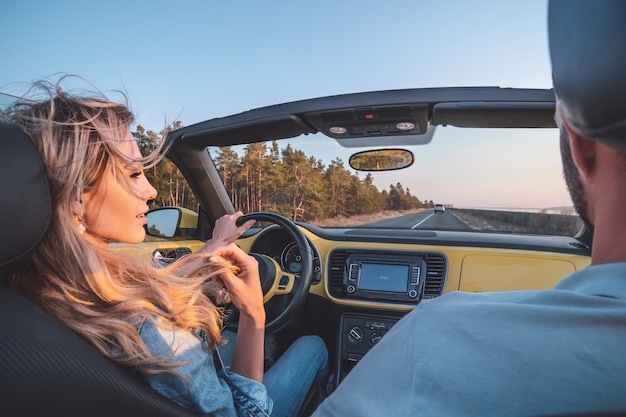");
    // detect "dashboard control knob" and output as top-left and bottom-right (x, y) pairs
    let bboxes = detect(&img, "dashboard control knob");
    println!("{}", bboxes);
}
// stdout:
(347, 285), (356, 294)
(371, 331), (384, 344)
(408, 289), (418, 298)
(348, 326), (364, 344)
